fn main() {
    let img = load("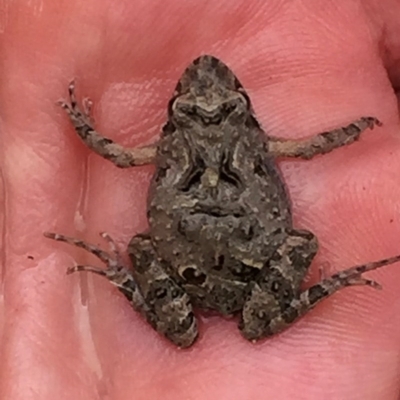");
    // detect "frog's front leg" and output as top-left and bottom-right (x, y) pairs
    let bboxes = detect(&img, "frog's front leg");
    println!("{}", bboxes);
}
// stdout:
(240, 230), (400, 342)
(268, 117), (381, 160)
(44, 232), (198, 348)
(58, 80), (157, 167)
